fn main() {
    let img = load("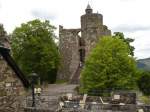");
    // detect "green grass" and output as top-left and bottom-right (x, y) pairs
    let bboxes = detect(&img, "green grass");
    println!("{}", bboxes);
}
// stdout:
(140, 96), (150, 104)
(55, 80), (67, 84)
